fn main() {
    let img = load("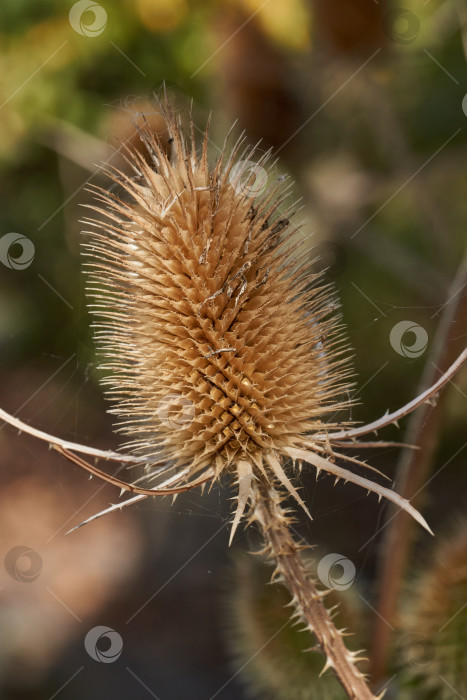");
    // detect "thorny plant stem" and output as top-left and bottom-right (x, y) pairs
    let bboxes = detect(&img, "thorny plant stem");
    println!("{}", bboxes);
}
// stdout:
(370, 250), (467, 682)
(319, 347), (467, 442)
(252, 481), (380, 700)
(0, 408), (142, 463)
